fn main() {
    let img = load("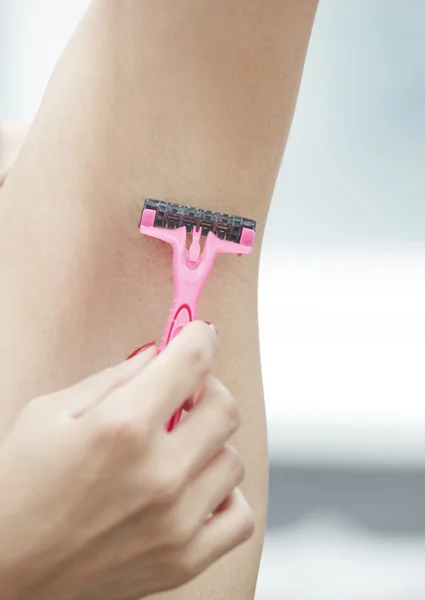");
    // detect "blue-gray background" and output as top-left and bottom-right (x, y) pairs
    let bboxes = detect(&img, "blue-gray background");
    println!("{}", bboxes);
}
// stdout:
(1, 1), (424, 598)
